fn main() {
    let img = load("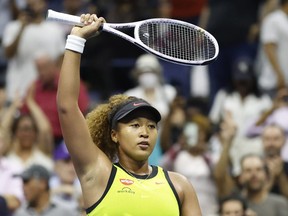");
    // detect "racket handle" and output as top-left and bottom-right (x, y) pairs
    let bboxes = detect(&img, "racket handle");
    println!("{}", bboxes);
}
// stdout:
(46, 9), (84, 26)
